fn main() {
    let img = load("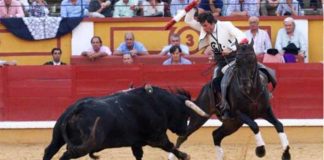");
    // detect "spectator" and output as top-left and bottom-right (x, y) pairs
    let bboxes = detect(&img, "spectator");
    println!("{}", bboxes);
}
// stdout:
(170, 0), (192, 17)
(159, 34), (189, 56)
(113, 0), (137, 17)
(0, 0), (25, 18)
(29, 0), (49, 17)
(114, 32), (149, 56)
(275, 17), (306, 62)
(276, 0), (302, 16)
(260, 0), (279, 16)
(282, 43), (300, 63)
(310, 0), (320, 10)
(81, 36), (112, 61)
(18, 0), (30, 15)
(225, 0), (260, 17)
(263, 48), (285, 63)
(0, 59), (16, 67)
(60, 0), (89, 17)
(198, 0), (223, 17)
(122, 53), (134, 64)
(44, 48), (66, 65)
(88, 0), (113, 17)
(296, 0), (303, 8)
(245, 16), (272, 62)
(142, 0), (164, 16)
(163, 45), (192, 65)
(221, 0), (228, 16)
